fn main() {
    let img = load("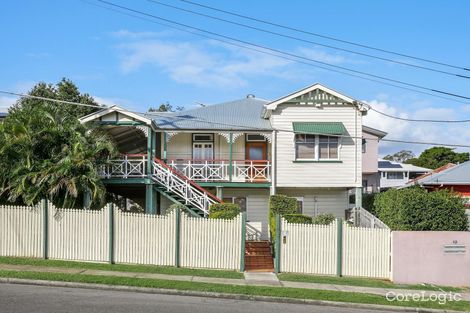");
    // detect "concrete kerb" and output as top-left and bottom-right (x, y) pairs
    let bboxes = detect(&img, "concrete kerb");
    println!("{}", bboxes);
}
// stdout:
(0, 278), (461, 313)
